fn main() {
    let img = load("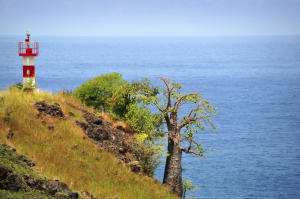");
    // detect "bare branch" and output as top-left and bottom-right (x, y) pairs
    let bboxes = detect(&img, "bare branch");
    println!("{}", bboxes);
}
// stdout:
(153, 99), (164, 113)
(180, 147), (215, 155)
(161, 77), (172, 110)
